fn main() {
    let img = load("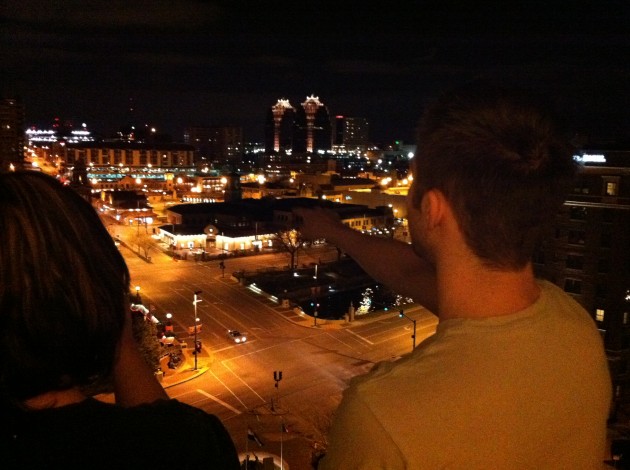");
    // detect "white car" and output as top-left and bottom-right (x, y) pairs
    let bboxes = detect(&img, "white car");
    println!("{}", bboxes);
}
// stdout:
(227, 329), (247, 344)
